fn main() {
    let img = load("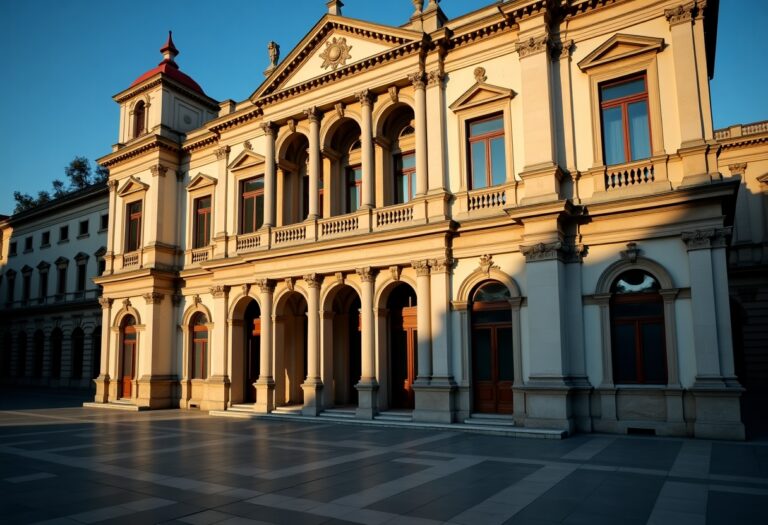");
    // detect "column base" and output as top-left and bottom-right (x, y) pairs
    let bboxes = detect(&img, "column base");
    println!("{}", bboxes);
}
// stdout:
(136, 375), (177, 409)
(413, 378), (457, 423)
(692, 386), (745, 440)
(301, 378), (324, 416)
(519, 376), (575, 433)
(203, 375), (230, 411)
(92, 374), (111, 403)
(254, 378), (275, 414)
(355, 380), (379, 419)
